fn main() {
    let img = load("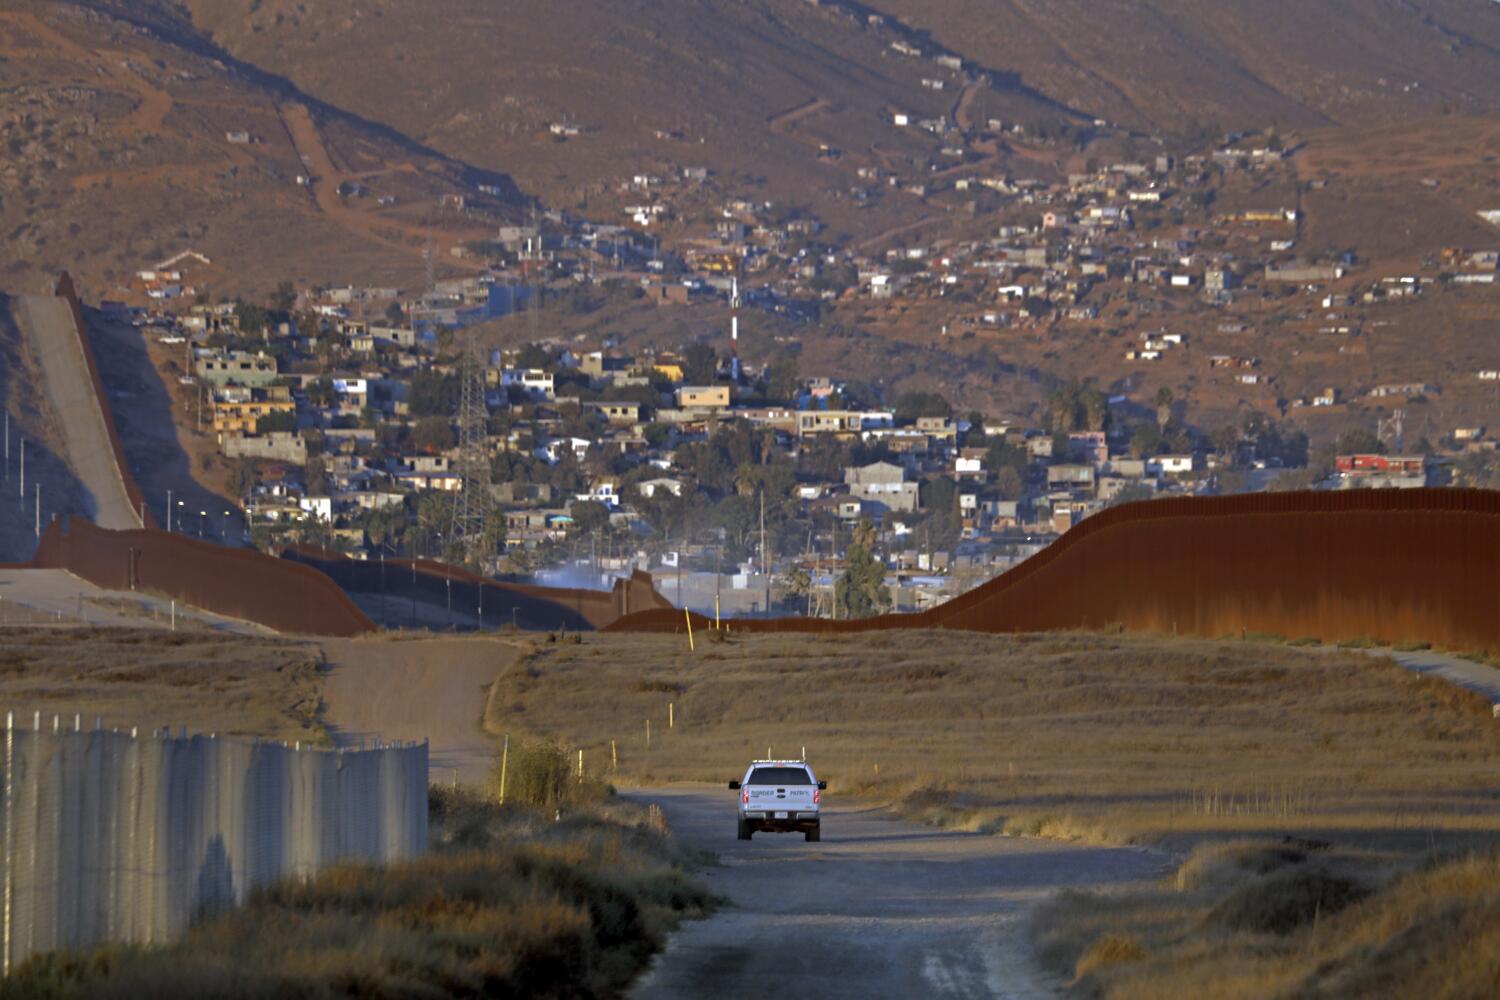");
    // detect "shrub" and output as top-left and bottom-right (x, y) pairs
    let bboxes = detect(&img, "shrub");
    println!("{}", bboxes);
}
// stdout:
(1206, 868), (1369, 935)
